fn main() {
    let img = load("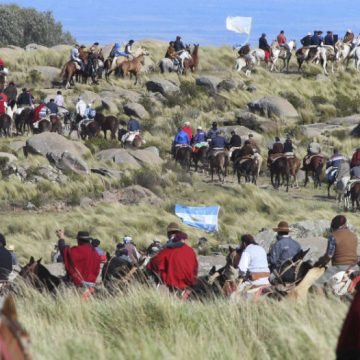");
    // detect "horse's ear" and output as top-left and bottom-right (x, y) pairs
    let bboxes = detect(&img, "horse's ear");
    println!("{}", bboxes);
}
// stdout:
(37, 258), (42, 264)
(29, 256), (35, 264)
(2, 295), (17, 322)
